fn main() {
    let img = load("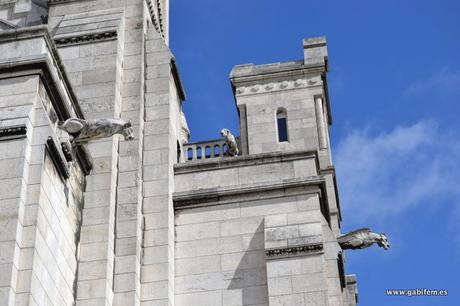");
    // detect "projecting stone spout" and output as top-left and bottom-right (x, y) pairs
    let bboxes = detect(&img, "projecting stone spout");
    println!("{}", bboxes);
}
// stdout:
(220, 128), (239, 157)
(58, 118), (135, 143)
(337, 228), (390, 251)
